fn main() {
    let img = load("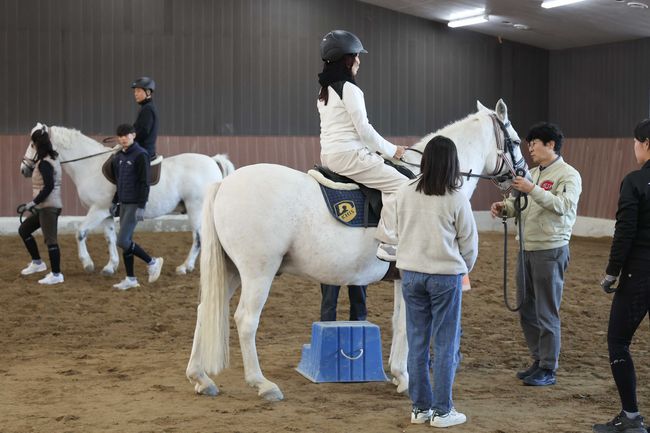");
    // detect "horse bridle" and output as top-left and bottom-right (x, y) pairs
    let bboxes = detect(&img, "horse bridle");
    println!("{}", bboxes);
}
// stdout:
(400, 114), (525, 188)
